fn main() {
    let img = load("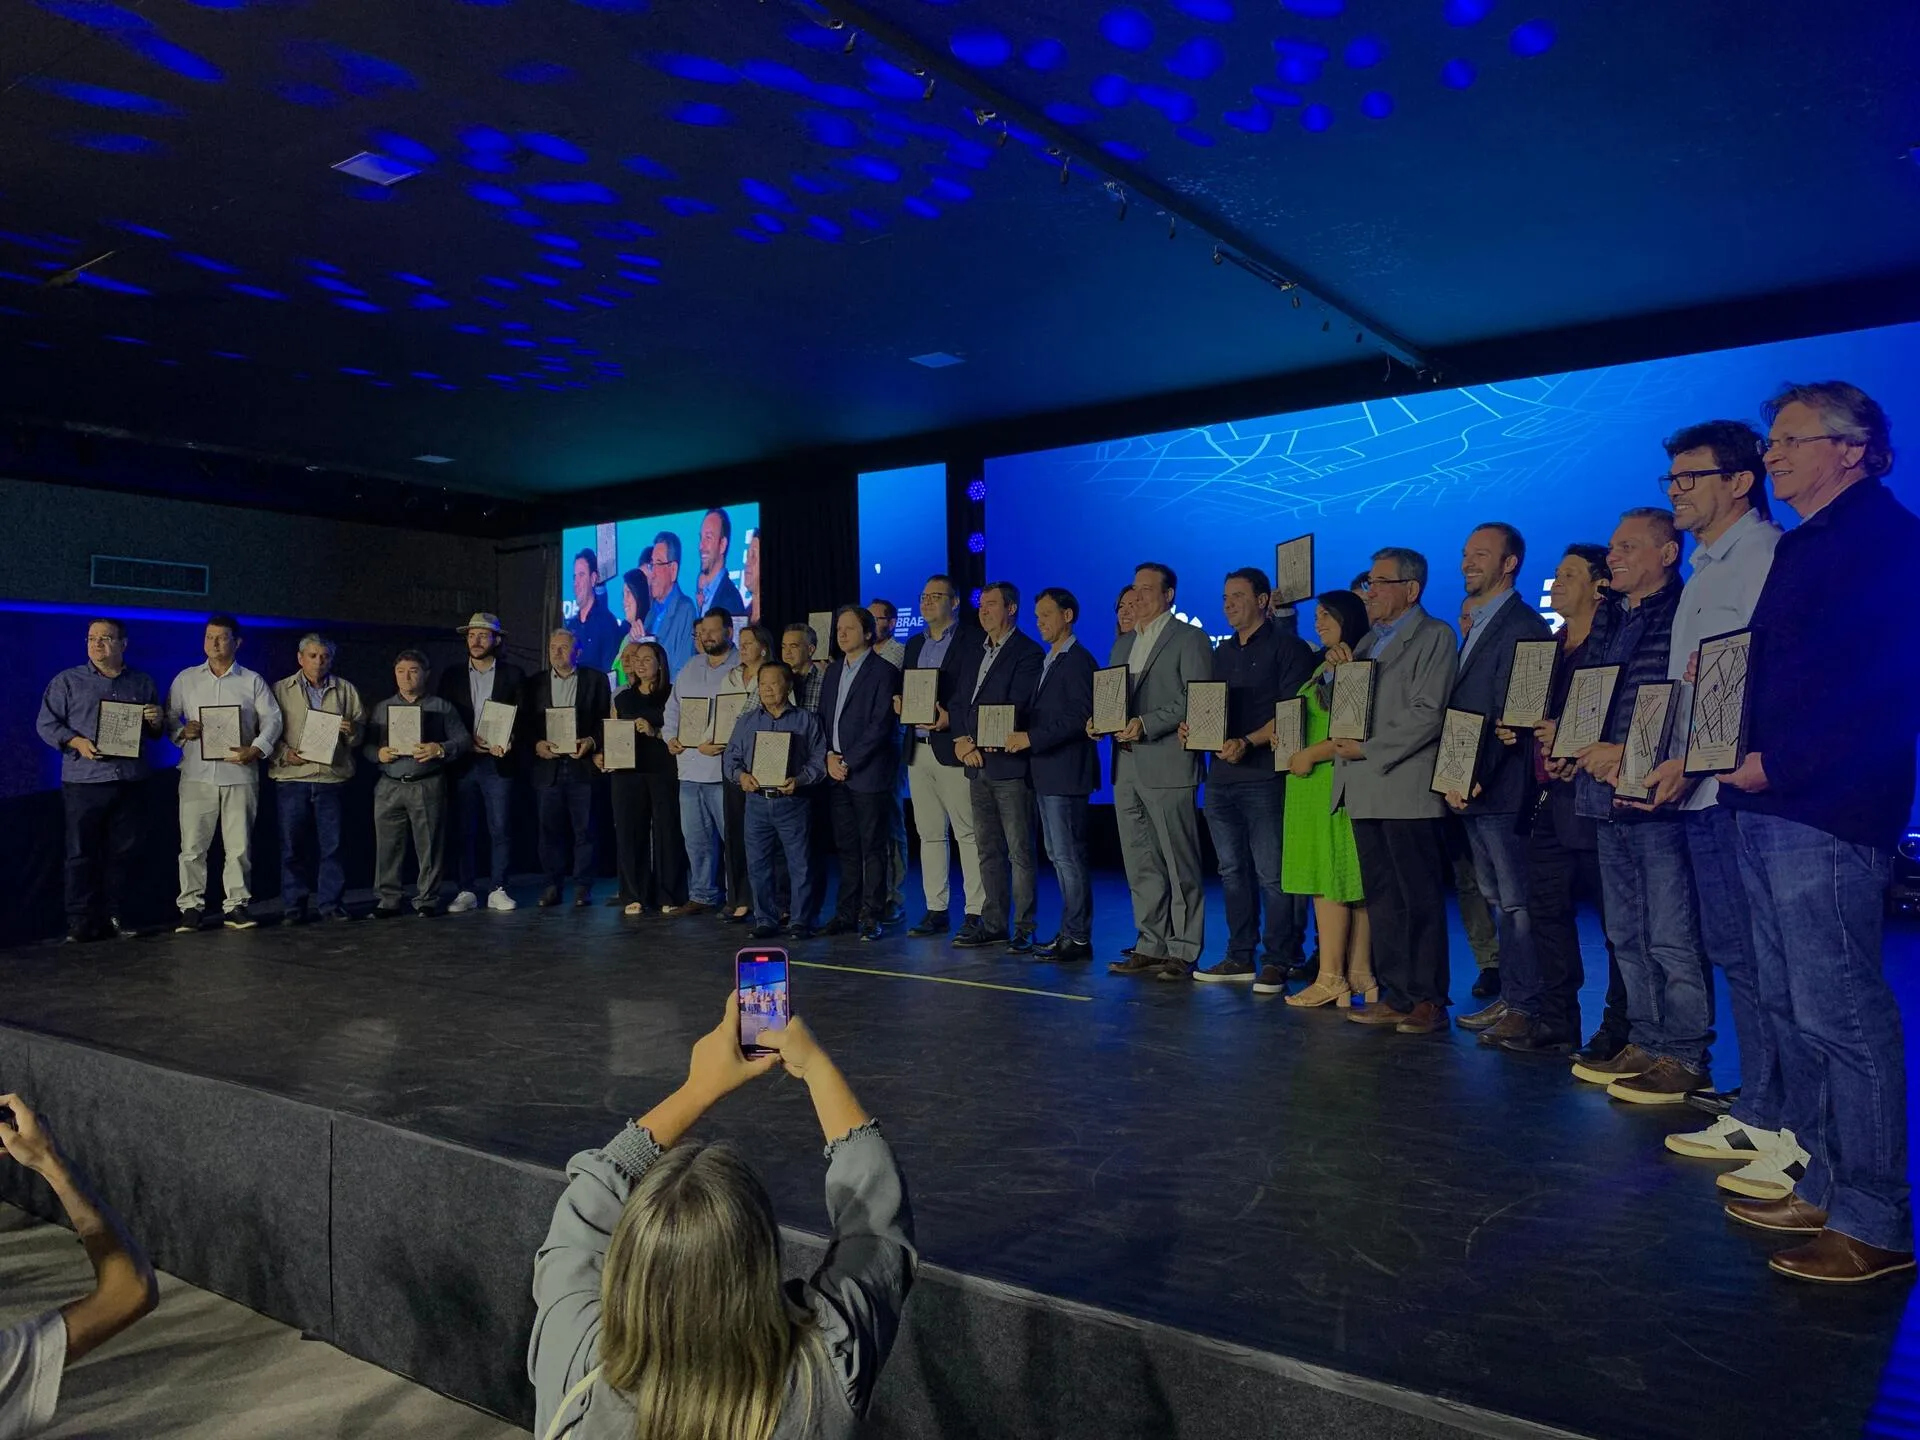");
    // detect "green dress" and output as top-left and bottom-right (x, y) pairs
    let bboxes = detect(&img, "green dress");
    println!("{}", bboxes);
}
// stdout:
(1281, 668), (1365, 903)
